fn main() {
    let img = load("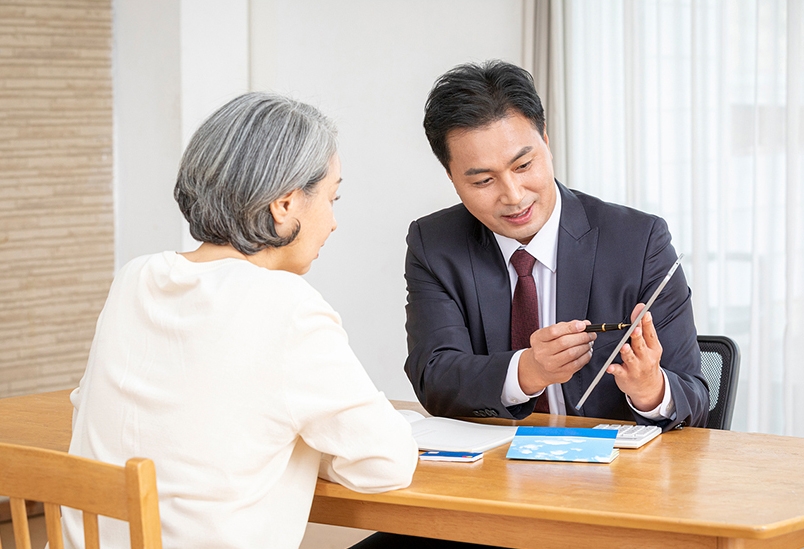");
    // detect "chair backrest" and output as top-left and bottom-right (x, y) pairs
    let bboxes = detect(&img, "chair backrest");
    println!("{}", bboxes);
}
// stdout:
(697, 335), (741, 430)
(0, 443), (161, 549)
